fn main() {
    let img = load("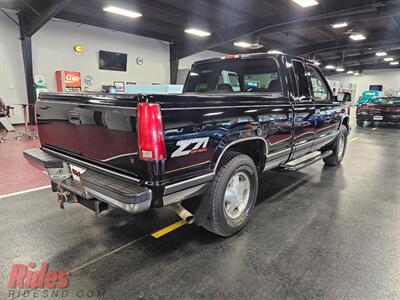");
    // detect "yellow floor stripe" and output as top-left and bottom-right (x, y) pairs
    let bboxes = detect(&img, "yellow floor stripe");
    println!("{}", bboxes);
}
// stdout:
(371, 127), (378, 131)
(349, 136), (359, 142)
(151, 220), (187, 239)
